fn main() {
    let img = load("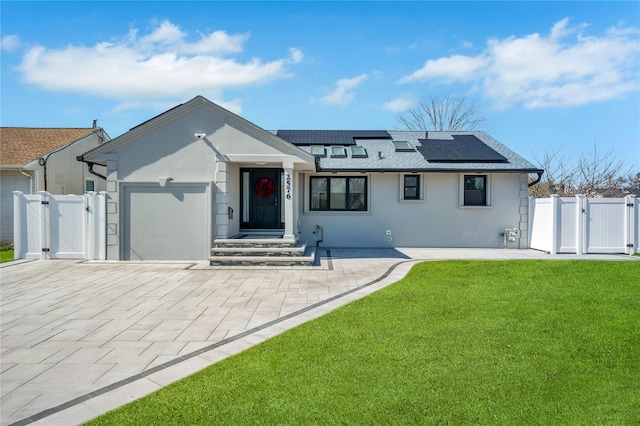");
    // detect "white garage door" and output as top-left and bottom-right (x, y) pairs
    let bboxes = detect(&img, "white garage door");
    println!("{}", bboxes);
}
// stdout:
(123, 184), (209, 260)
